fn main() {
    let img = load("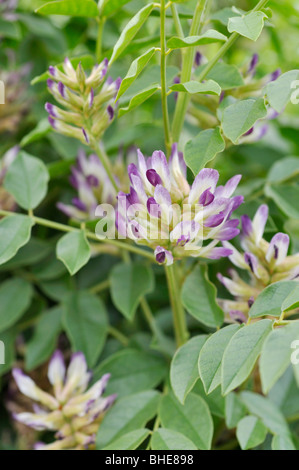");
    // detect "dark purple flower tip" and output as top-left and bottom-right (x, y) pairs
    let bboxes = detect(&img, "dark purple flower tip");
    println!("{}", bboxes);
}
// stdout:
(47, 78), (54, 90)
(107, 105), (114, 121)
(199, 188), (215, 206)
(82, 128), (89, 144)
(229, 310), (247, 324)
(248, 53), (259, 75)
(156, 251), (166, 264)
(48, 116), (56, 129)
(86, 174), (99, 187)
(147, 197), (161, 217)
(219, 91), (225, 103)
(243, 127), (254, 137)
(128, 163), (139, 182)
(177, 235), (190, 247)
(126, 187), (139, 206)
(195, 51), (203, 67)
(45, 102), (55, 117)
(146, 169), (163, 187)
(248, 297), (255, 308)
(271, 69), (281, 82)
(58, 81), (65, 98)
(72, 198), (87, 212)
(49, 66), (56, 77)
(115, 77), (122, 91)
(244, 252), (256, 273)
(173, 76), (181, 85)
(103, 394), (117, 412)
(106, 76), (113, 86)
(89, 88), (94, 108)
